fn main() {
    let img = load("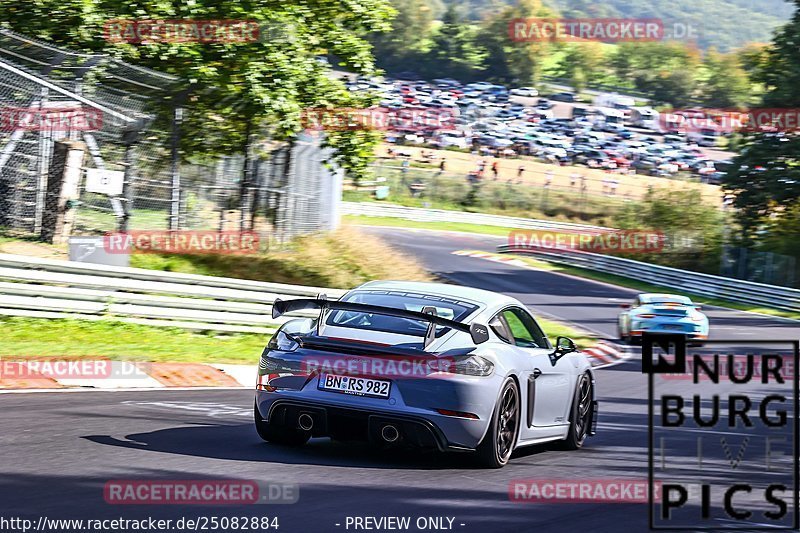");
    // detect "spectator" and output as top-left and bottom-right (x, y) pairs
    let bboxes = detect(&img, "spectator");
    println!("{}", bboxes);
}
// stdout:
(491, 161), (499, 180)
(439, 159), (446, 173)
(570, 173), (579, 187)
(477, 159), (487, 178)
(517, 165), (525, 180)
